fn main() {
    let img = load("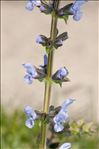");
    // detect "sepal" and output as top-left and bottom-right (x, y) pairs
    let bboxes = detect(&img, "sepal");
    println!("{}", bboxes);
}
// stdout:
(54, 32), (68, 49)
(52, 67), (69, 86)
(52, 78), (70, 87)
(35, 67), (46, 78)
(40, 3), (53, 14)
(56, 32), (68, 41)
(58, 3), (73, 17)
(57, 3), (73, 23)
(49, 105), (61, 118)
